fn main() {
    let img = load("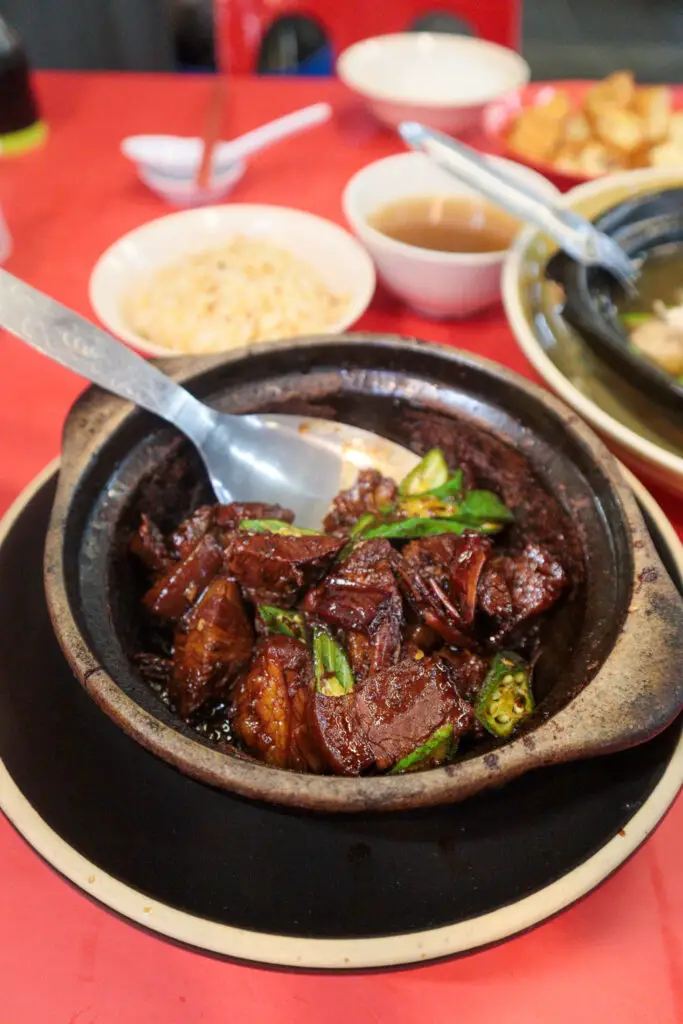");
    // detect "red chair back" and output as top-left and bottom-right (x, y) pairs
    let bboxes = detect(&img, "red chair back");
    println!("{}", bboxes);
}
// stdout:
(215, 0), (521, 74)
